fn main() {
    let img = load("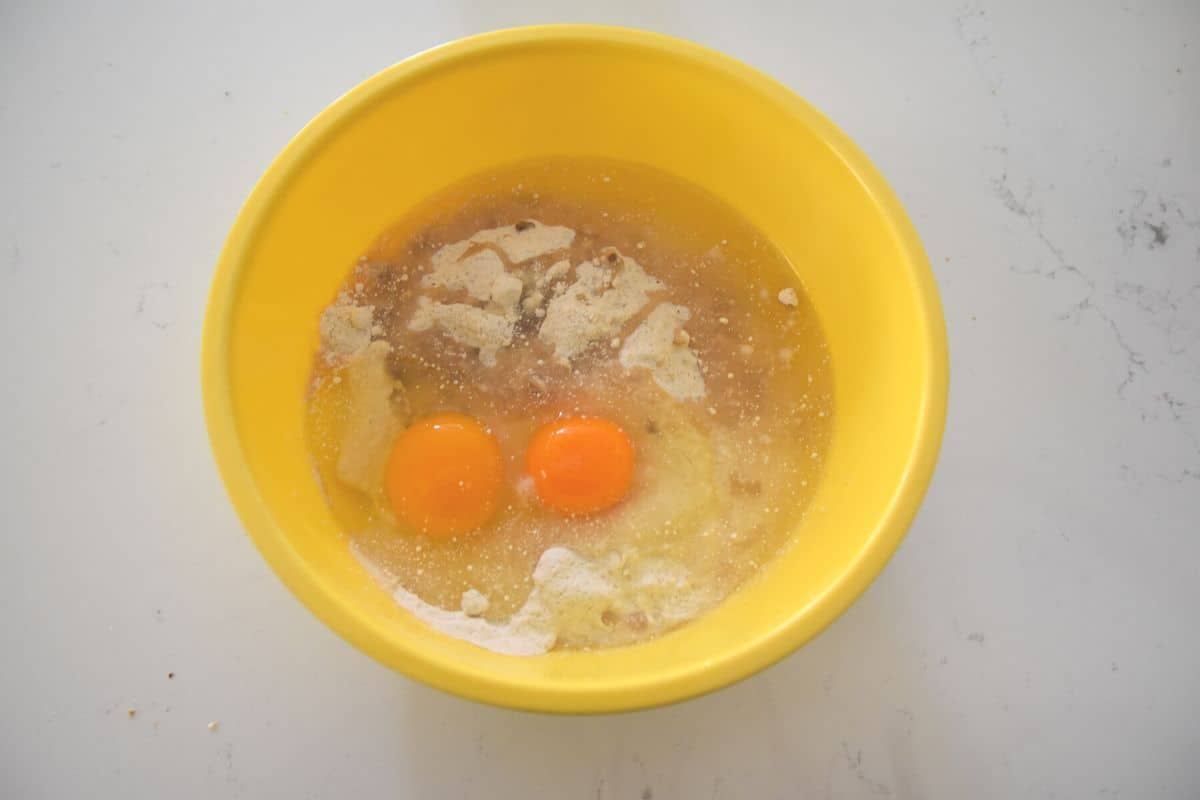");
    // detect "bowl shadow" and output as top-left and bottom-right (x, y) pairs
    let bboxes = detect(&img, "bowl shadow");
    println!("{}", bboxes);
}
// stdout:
(396, 568), (958, 799)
